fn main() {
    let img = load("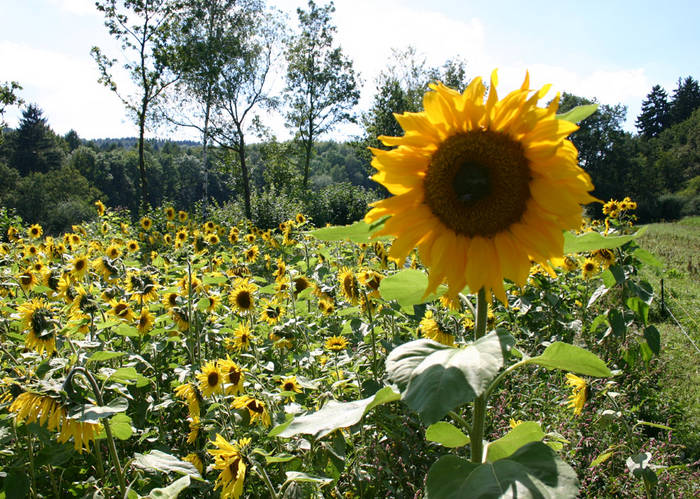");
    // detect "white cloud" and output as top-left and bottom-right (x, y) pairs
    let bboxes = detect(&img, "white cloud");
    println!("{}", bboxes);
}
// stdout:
(0, 41), (130, 138)
(46, 0), (100, 17)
